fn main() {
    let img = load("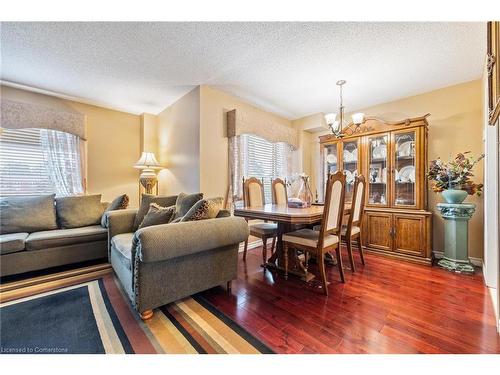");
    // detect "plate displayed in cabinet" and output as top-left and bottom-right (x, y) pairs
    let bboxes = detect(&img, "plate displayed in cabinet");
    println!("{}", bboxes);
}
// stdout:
(398, 165), (415, 182)
(343, 150), (353, 162)
(345, 170), (355, 184)
(326, 154), (337, 164)
(398, 141), (414, 157)
(372, 145), (387, 159)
